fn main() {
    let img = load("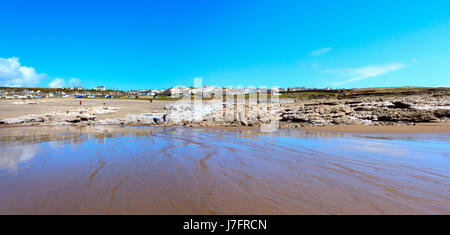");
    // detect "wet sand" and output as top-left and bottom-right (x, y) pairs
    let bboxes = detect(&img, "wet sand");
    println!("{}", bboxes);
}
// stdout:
(0, 126), (449, 215)
(297, 123), (450, 133)
(189, 123), (450, 133)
